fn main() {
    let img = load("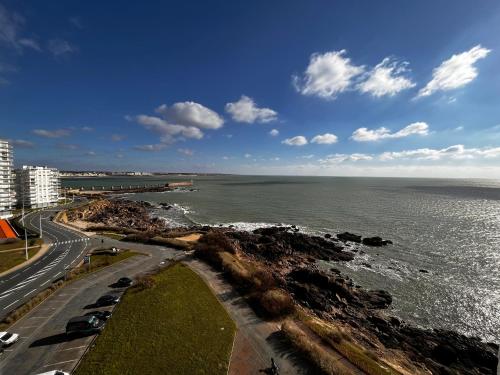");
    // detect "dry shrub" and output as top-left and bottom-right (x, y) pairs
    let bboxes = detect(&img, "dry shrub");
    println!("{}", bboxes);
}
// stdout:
(150, 237), (192, 250)
(134, 275), (156, 291)
(250, 268), (276, 292)
(259, 289), (294, 318)
(194, 231), (236, 268)
(220, 252), (252, 286)
(281, 321), (352, 375)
